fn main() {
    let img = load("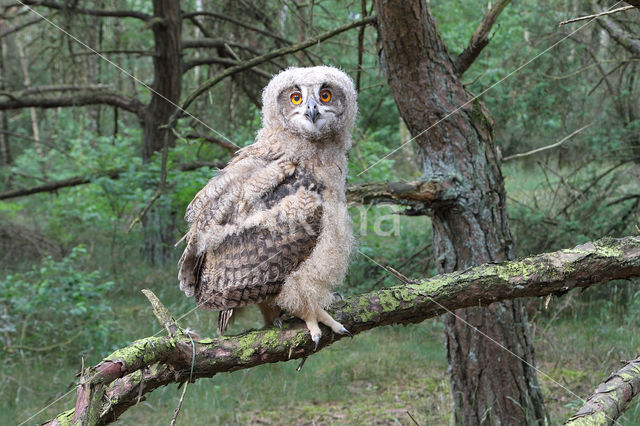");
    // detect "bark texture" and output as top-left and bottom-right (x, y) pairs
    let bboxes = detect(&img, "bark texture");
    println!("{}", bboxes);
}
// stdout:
(43, 236), (640, 425)
(565, 355), (640, 425)
(372, 1), (547, 424)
